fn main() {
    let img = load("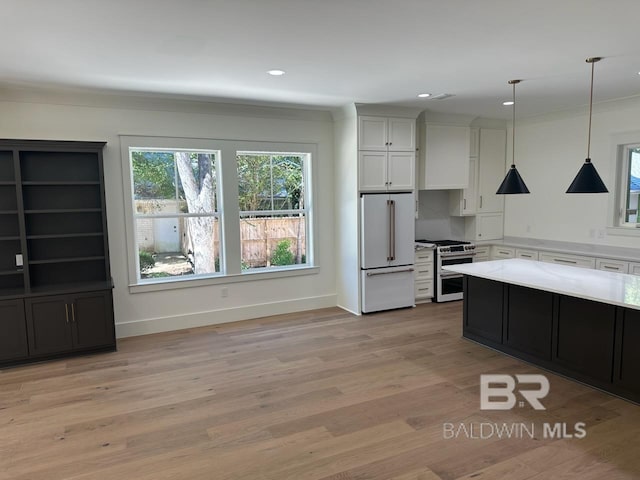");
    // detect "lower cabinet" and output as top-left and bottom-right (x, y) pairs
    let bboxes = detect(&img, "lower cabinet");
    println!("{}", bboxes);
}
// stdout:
(463, 275), (640, 403)
(0, 299), (29, 362)
(25, 290), (115, 359)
